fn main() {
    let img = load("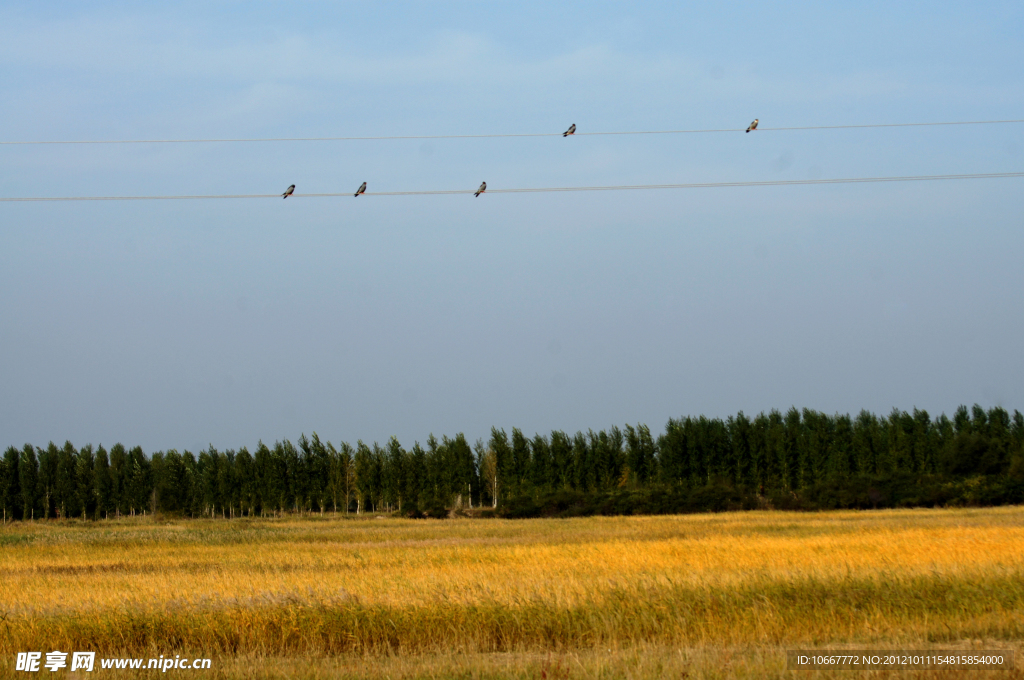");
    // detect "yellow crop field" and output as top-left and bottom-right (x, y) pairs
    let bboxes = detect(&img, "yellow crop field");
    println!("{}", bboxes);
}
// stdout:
(2, 507), (1023, 678)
